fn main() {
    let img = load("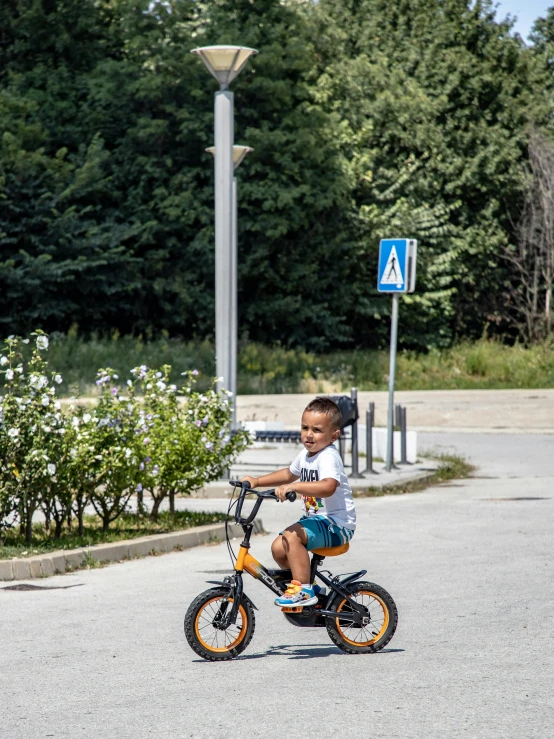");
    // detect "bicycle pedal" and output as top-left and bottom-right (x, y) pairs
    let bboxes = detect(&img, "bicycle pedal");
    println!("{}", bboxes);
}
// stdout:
(281, 606), (303, 613)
